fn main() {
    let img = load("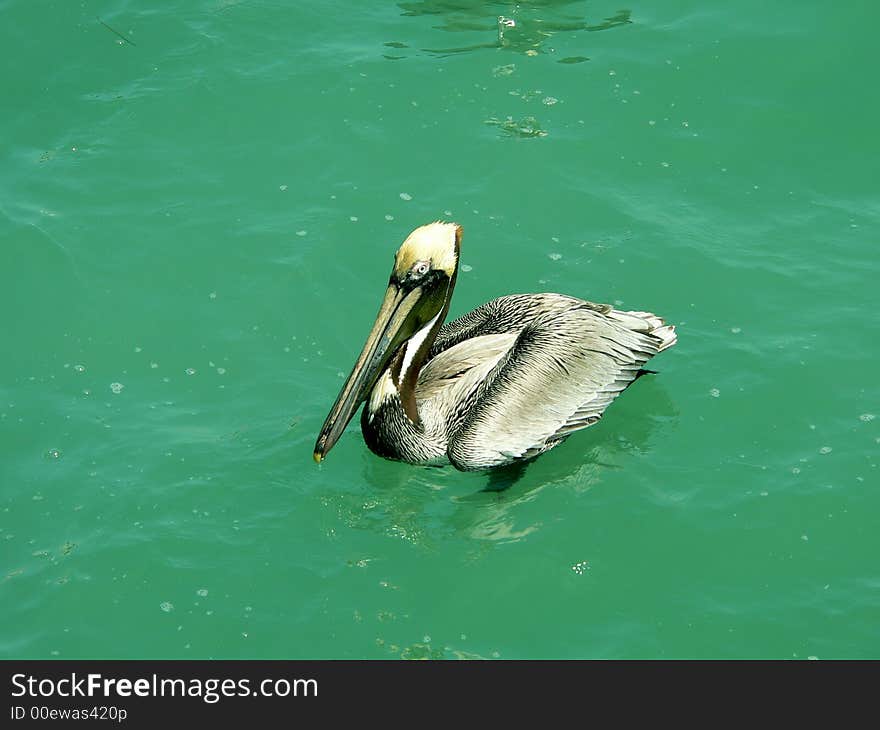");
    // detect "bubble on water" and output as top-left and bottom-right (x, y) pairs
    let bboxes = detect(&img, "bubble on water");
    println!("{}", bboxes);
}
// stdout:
(196, 588), (208, 597)
(279, 184), (288, 191)
(150, 362), (159, 369)
(384, 214), (394, 221)
(296, 230), (307, 237)
(216, 367), (226, 375)
(423, 635), (432, 643)
(350, 216), (358, 222)
(74, 364), (85, 373)
(493, 64), (516, 77)
(819, 446), (832, 454)
(548, 253), (562, 261)
(859, 413), (875, 422)
(461, 264), (473, 272)
(709, 388), (720, 398)
(571, 561), (590, 575)
(110, 382), (124, 394)
(792, 467), (801, 475)
(160, 602), (174, 613)
(731, 327), (742, 334)
(542, 96), (558, 106)
(47, 448), (62, 459)
(399, 192), (412, 201)
(801, 535), (809, 541)
(185, 368), (196, 376)
(134, 346), (142, 353)
(485, 114), (548, 138)
(807, 655), (819, 660)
